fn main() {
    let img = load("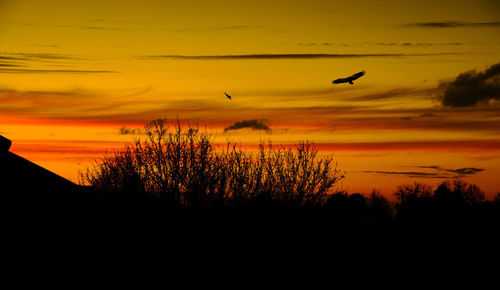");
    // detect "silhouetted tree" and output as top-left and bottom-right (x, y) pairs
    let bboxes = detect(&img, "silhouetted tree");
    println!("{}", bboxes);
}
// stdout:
(366, 189), (394, 226)
(394, 182), (435, 226)
(433, 179), (485, 205)
(494, 193), (500, 207)
(76, 118), (500, 255)
(394, 182), (433, 204)
(80, 119), (345, 208)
